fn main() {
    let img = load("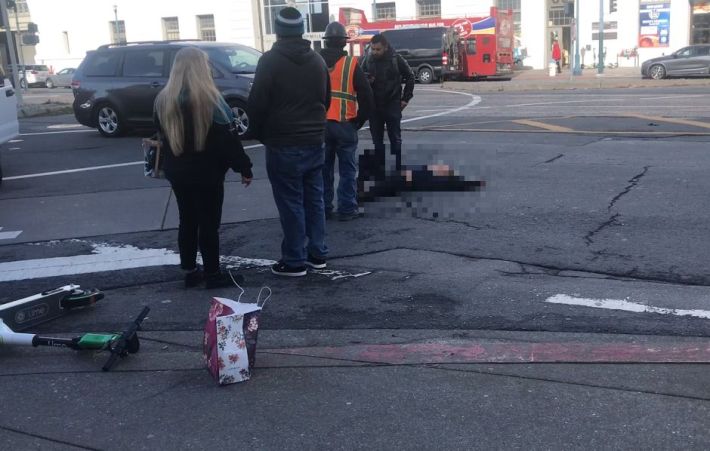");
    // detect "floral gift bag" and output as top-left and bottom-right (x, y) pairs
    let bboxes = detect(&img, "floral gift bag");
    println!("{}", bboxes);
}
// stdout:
(203, 287), (270, 385)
